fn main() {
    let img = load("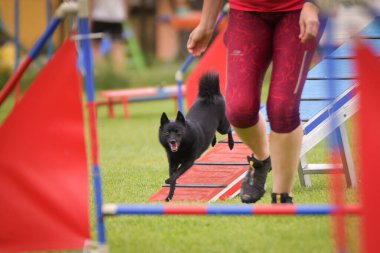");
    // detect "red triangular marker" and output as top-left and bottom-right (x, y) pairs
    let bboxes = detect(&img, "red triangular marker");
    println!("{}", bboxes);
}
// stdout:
(186, 27), (227, 108)
(0, 39), (90, 252)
